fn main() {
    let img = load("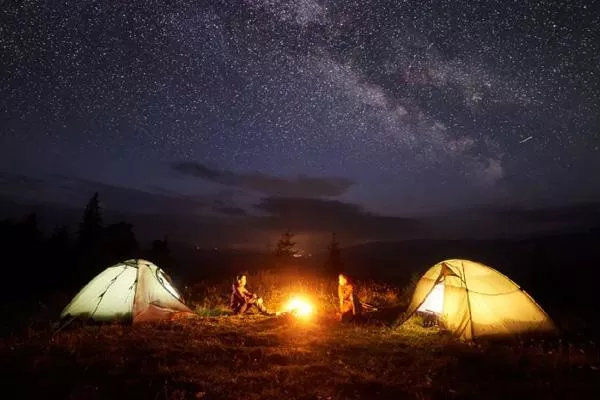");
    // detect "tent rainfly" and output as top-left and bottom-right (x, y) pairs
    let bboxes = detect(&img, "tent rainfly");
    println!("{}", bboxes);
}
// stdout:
(60, 259), (194, 323)
(401, 259), (556, 341)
